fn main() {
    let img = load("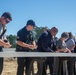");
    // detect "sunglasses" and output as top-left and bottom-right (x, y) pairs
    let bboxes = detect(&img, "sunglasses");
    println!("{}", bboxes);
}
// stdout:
(5, 19), (10, 23)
